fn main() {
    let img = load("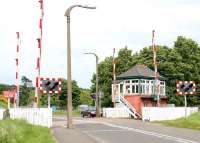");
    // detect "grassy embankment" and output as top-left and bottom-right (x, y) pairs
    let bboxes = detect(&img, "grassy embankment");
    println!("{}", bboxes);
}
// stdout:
(0, 119), (55, 143)
(157, 111), (200, 130)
